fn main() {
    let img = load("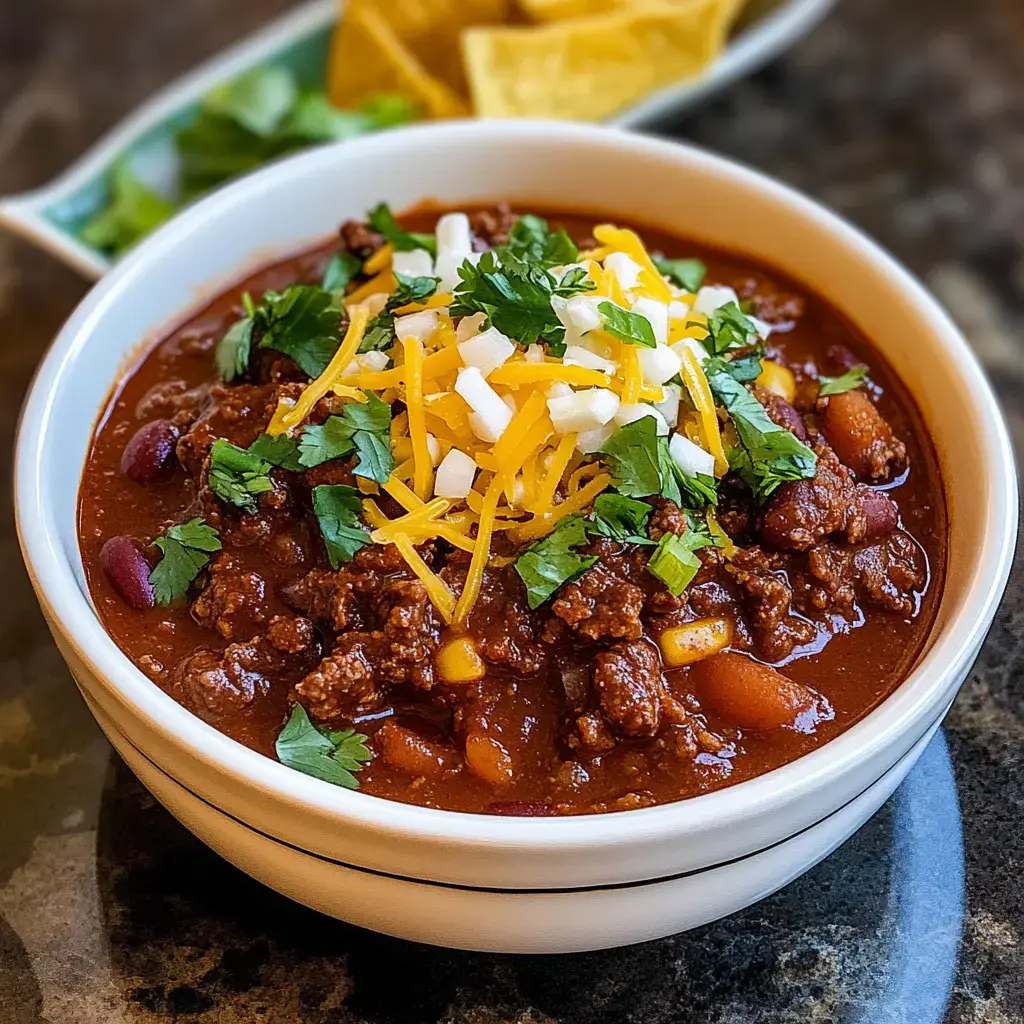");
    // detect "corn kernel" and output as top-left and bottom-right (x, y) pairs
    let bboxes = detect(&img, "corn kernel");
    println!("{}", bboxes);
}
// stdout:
(659, 617), (733, 668)
(436, 635), (487, 684)
(756, 360), (796, 404)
